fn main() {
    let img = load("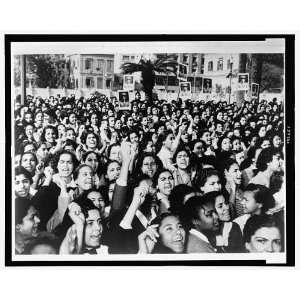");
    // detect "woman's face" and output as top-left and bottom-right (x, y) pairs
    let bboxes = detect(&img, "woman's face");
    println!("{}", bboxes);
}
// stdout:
(201, 132), (211, 146)
(157, 171), (174, 196)
(114, 119), (121, 130)
(91, 114), (98, 125)
(201, 175), (221, 194)
(163, 134), (175, 150)
(250, 136), (258, 147)
(86, 133), (97, 149)
(226, 163), (242, 185)
(15, 174), (31, 198)
(176, 151), (189, 170)
(106, 161), (121, 182)
(45, 128), (56, 143)
(142, 156), (157, 178)
(242, 191), (261, 214)
(232, 139), (241, 151)
(57, 125), (66, 138)
(37, 143), (49, 160)
(17, 206), (40, 237)
(84, 153), (99, 172)
(57, 153), (74, 178)
(258, 126), (266, 138)
(25, 125), (34, 138)
(261, 139), (271, 149)
(215, 195), (231, 222)
(66, 129), (76, 141)
(193, 141), (205, 157)
(152, 133), (158, 145)
(76, 166), (94, 191)
(21, 153), (36, 174)
(273, 135), (282, 148)
(181, 131), (189, 143)
(109, 145), (121, 163)
(158, 215), (186, 253)
(35, 112), (43, 123)
(69, 114), (76, 125)
(221, 138), (232, 152)
(245, 226), (282, 253)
